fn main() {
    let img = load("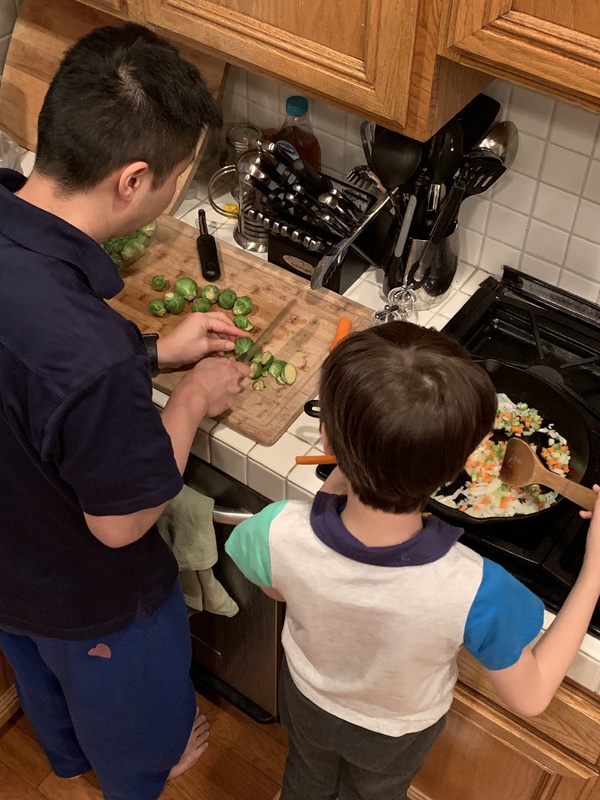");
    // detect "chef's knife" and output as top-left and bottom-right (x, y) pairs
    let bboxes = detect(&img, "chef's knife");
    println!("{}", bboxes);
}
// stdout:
(196, 209), (221, 281)
(237, 299), (296, 363)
